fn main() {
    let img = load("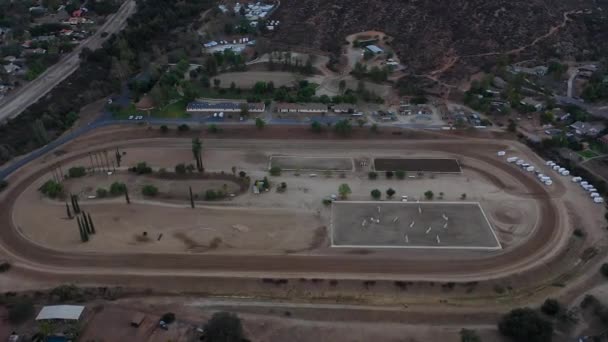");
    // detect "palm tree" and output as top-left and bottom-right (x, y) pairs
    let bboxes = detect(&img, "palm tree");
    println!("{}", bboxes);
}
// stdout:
(192, 138), (203, 171)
